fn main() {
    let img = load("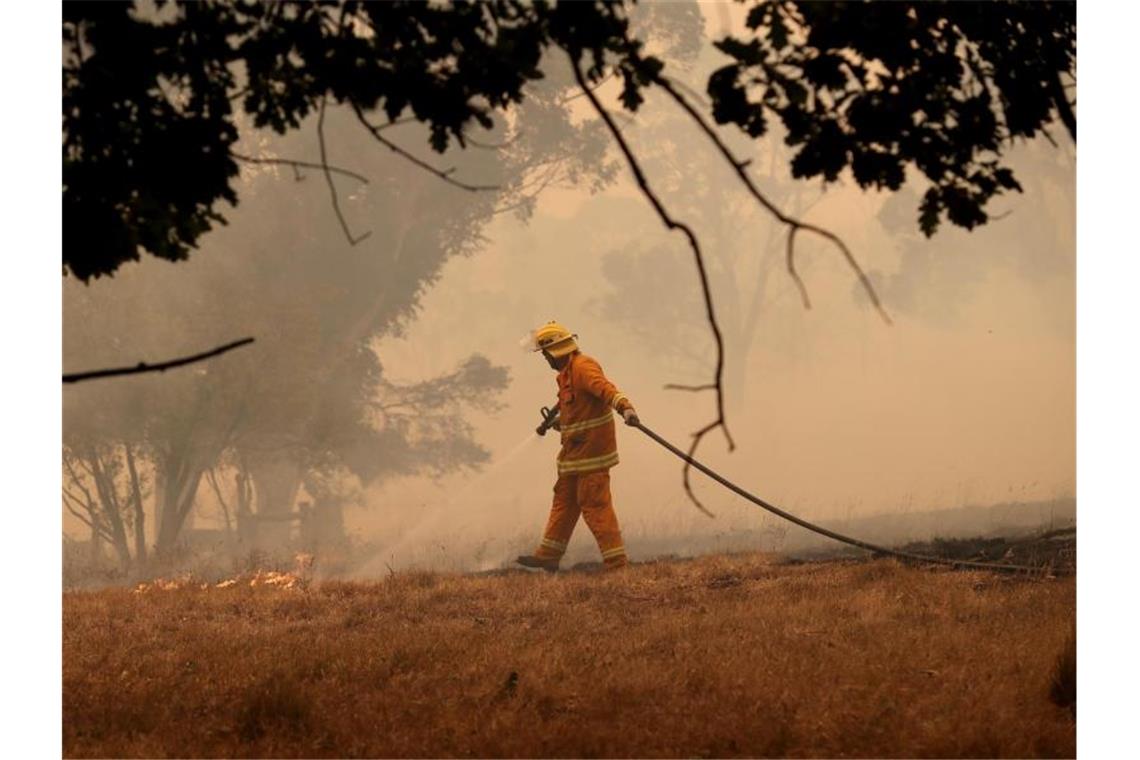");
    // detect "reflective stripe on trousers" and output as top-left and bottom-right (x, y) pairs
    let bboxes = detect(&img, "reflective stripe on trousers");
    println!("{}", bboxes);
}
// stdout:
(534, 469), (627, 568)
(557, 450), (619, 475)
